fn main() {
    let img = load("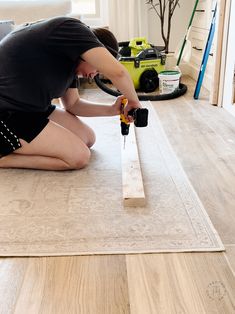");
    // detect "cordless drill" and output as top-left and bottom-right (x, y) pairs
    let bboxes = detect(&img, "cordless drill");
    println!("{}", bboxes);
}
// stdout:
(120, 99), (148, 148)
